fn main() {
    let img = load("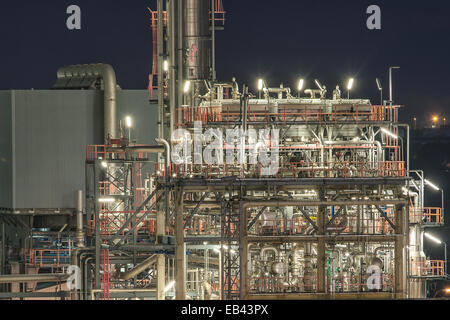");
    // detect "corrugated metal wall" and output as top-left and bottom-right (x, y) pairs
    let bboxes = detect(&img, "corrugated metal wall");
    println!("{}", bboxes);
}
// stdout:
(0, 91), (12, 208)
(0, 89), (157, 210)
